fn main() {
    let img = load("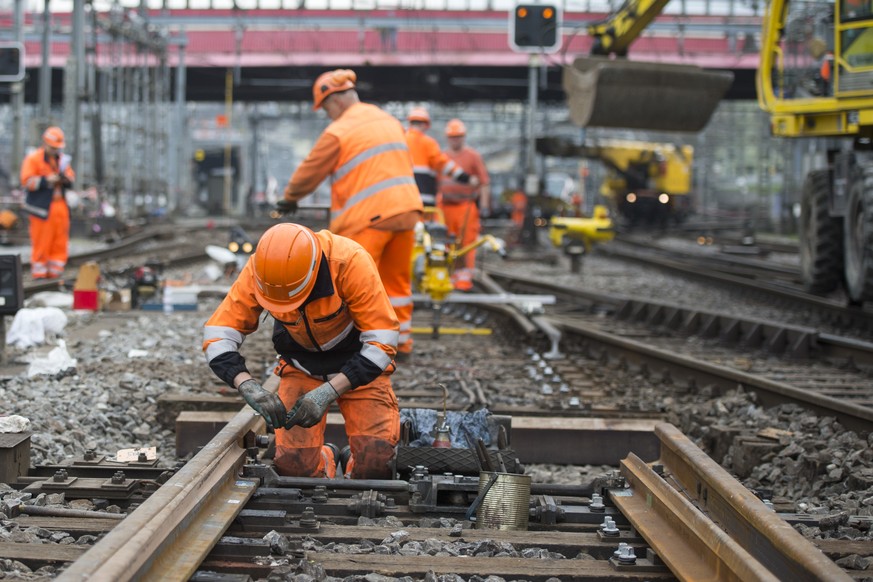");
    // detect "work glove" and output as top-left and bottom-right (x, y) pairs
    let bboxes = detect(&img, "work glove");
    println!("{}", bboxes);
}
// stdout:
(284, 381), (340, 429)
(275, 199), (298, 216)
(238, 379), (286, 429)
